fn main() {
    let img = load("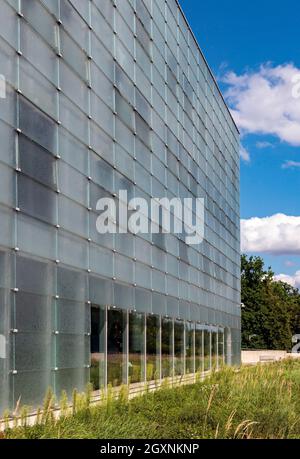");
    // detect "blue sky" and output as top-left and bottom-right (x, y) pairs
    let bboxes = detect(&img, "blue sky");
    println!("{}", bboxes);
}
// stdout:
(181, 0), (300, 285)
